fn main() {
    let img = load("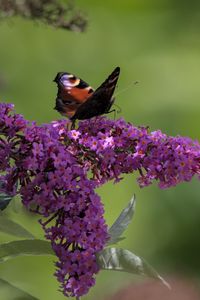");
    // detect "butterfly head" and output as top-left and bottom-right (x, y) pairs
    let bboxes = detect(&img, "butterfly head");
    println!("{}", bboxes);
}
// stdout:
(54, 72), (80, 88)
